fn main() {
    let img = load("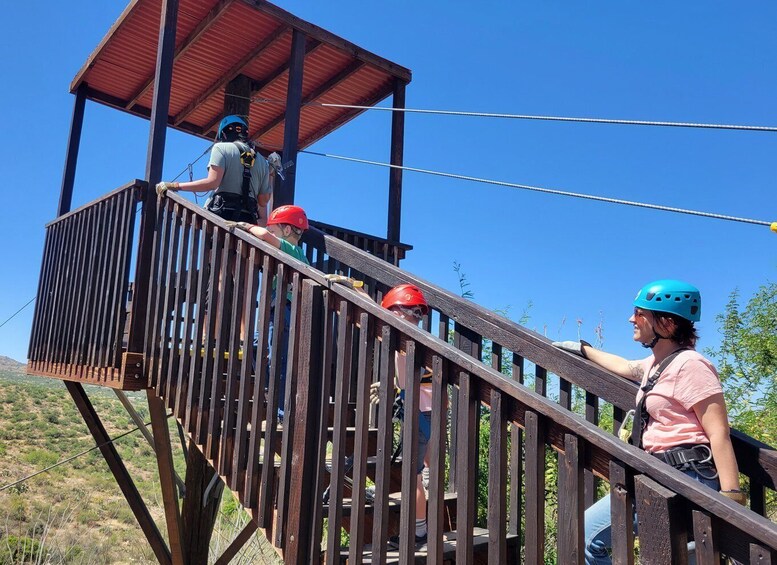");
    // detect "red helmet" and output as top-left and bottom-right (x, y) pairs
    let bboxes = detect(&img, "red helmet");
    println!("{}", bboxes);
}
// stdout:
(381, 284), (429, 314)
(268, 205), (309, 230)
